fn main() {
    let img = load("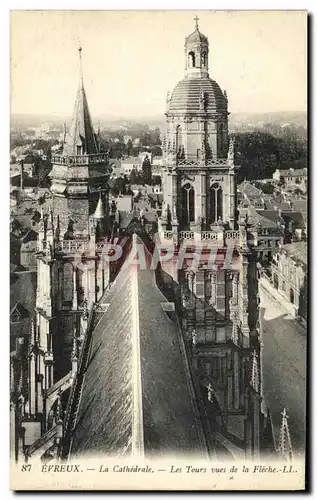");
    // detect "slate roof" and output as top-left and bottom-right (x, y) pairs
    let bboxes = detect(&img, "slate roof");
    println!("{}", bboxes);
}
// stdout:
(186, 26), (208, 44)
(69, 235), (207, 458)
(247, 207), (281, 229)
(282, 212), (306, 228)
(292, 200), (307, 213)
(10, 302), (29, 321)
(280, 242), (307, 266)
(121, 157), (142, 165)
(63, 56), (98, 155)
(238, 181), (262, 199)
